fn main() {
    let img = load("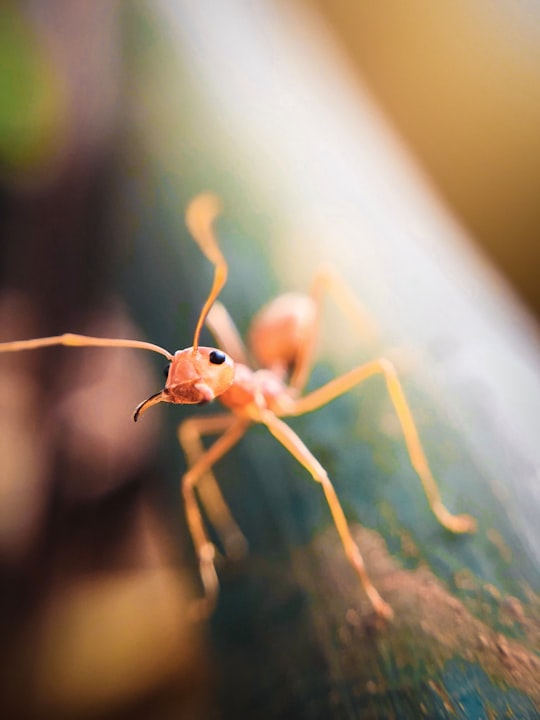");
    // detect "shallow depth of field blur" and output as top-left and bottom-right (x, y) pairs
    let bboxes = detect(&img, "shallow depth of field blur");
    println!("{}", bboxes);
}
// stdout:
(0, 2), (539, 719)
